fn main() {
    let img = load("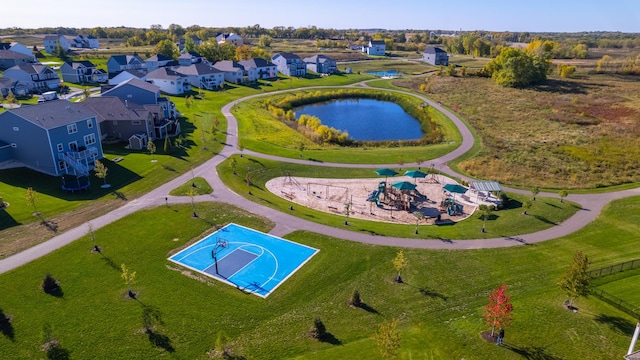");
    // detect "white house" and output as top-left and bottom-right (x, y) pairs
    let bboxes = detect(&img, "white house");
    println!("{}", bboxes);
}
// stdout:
(216, 33), (243, 46)
(43, 35), (70, 53)
(108, 69), (147, 85)
(146, 67), (191, 95)
(238, 58), (278, 80)
(70, 35), (99, 49)
(2, 64), (60, 92)
(175, 63), (225, 90)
